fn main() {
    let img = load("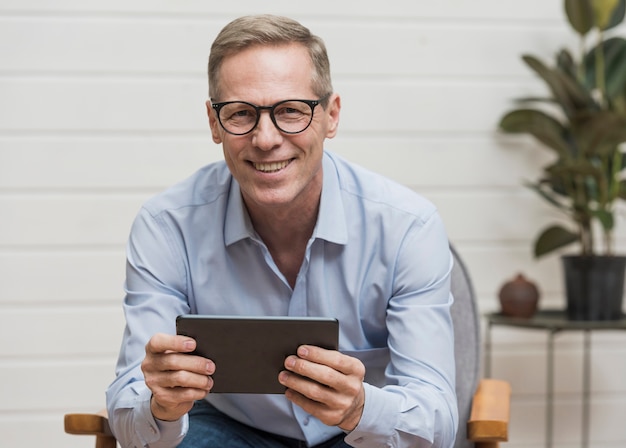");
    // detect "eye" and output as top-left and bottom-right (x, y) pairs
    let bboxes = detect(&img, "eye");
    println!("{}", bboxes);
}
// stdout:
(232, 109), (252, 118)
(221, 103), (257, 123)
(274, 102), (309, 120)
